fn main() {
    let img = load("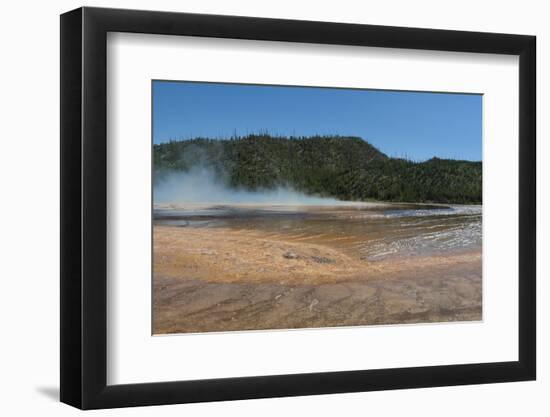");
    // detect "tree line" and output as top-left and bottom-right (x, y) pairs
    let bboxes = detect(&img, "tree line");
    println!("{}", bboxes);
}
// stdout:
(154, 134), (482, 204)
